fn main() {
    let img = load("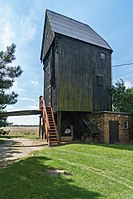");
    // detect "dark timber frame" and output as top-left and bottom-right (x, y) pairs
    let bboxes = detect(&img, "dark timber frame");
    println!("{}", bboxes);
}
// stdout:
(40, 10), (113, 139)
